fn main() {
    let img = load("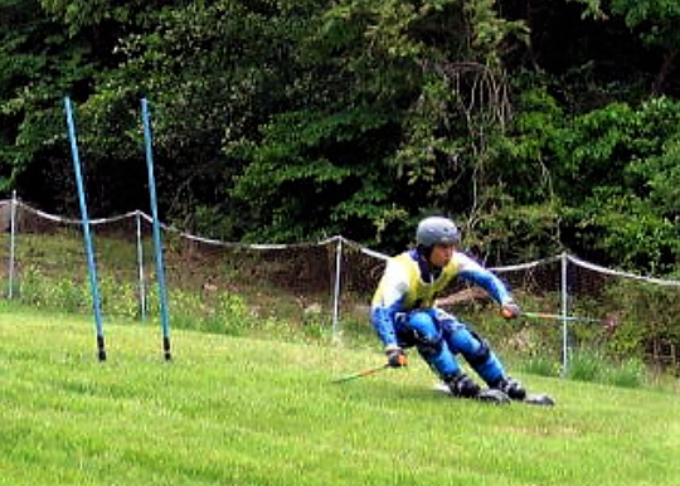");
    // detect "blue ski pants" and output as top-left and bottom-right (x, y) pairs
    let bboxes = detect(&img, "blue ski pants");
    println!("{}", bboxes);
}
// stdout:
(395, 308), (505, 385)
